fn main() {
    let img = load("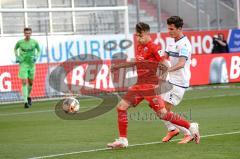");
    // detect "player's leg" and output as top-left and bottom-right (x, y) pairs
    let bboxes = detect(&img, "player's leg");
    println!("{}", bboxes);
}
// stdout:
(162, 103), (176, 132)
(18, 65), (30, 108)
(145, 95), (175, 132)
(107, 89), (143, 148)
(27, 65), (35, 106)
(161, 102), (180, 142)
(27, 78), (33, 106)
(161, 85), (193, 143)
(146, 95), (200, 144)
(21, 79), (29, 108)
(117, 99), (130, 139)
(156, 107), (200, 144)
(161, 86), (179, 135)
(162, 102), (193, 144)
(145, 96), (180, 140)
(107, 99), (131, 148)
